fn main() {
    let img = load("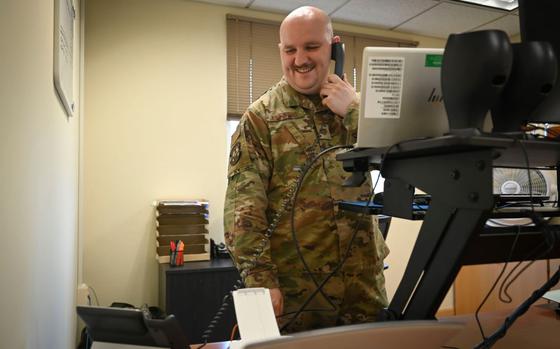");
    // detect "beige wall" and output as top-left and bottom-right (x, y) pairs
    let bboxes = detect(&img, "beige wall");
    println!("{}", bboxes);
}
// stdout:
(0, 0), (81, 347)
(83, 0), (448, 308)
